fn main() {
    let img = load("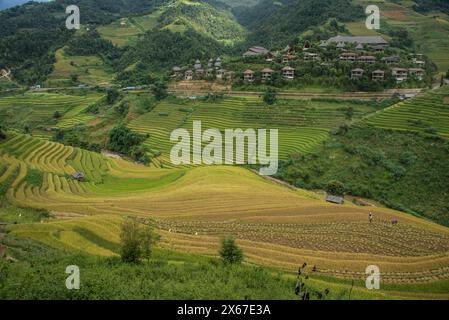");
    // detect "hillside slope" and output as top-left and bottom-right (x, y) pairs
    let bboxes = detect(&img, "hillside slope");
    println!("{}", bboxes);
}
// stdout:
(1, 132), (449, 286)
